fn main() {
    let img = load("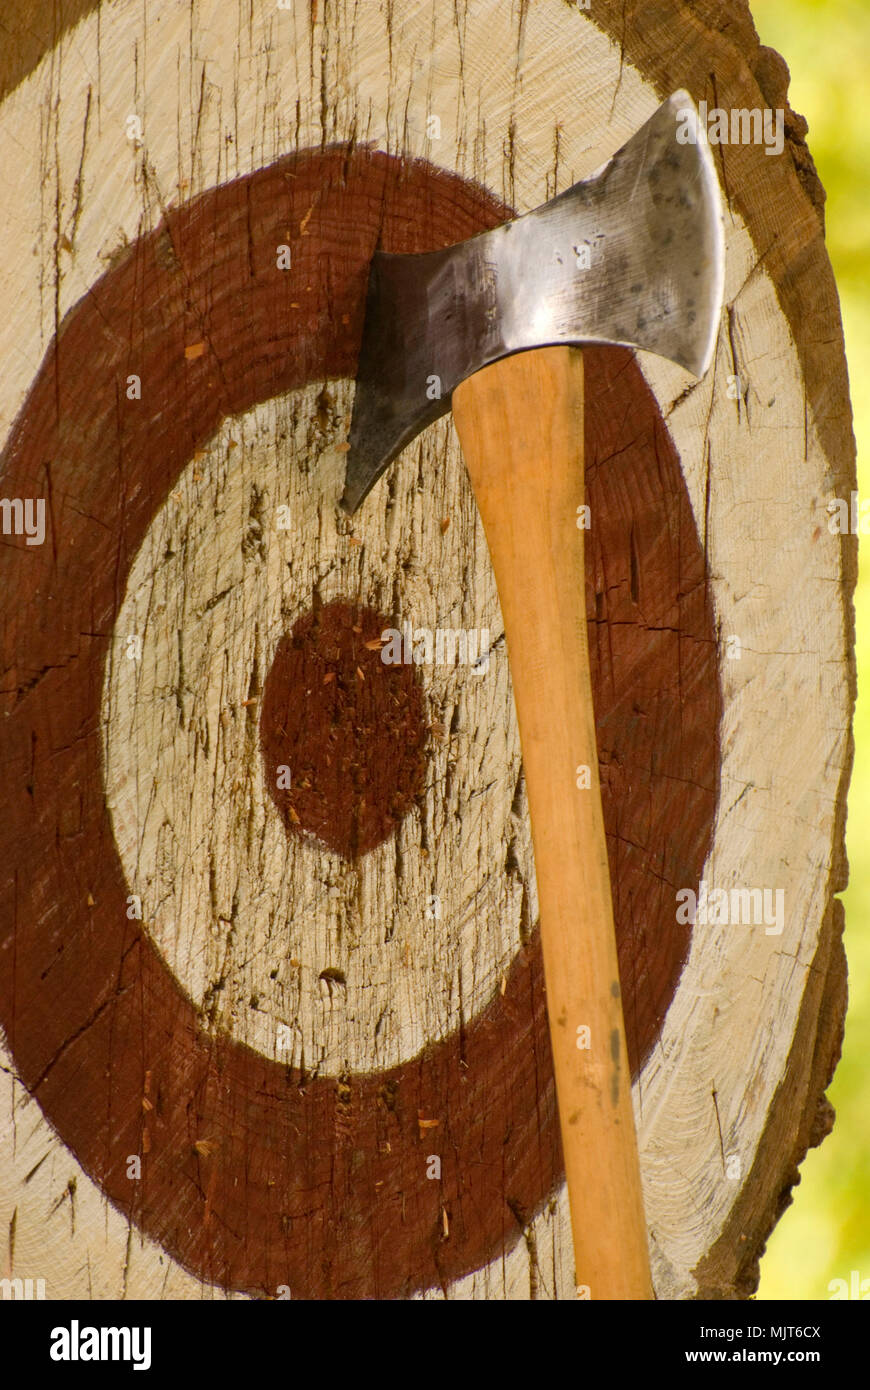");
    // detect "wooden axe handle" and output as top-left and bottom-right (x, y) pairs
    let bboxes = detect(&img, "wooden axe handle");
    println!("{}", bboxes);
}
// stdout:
(452, 346), (653, 1300)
